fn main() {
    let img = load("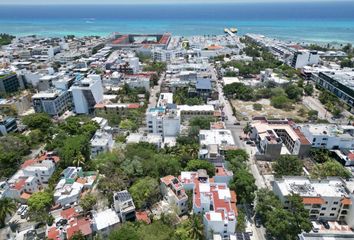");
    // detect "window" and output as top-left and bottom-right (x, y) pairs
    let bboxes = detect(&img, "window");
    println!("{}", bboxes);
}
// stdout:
(331, 208), (337, 211)
(321, 207), (326, 210)
(330, 213), (335, 216)
(313, 138), (316, 142)
(320, 213), (324, 216)
(333, 201), (338, 205)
